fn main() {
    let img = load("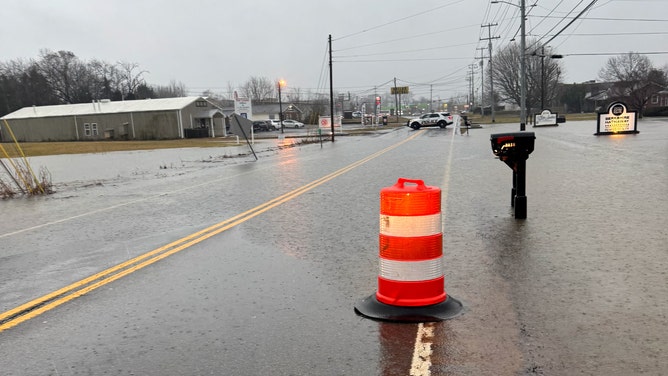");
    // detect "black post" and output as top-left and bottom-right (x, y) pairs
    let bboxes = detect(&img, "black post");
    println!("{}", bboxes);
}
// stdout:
(541, 46), (545, 110)
(278, 82), (284, 134)
(514, 158), (527, 219)
(510, 169), (517, 208)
